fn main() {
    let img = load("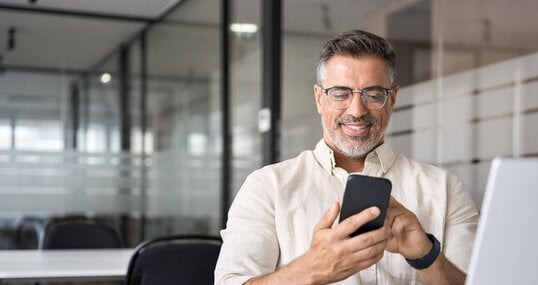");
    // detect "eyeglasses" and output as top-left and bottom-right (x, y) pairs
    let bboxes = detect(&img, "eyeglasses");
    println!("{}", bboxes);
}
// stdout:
(321, 85), (393, 110)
